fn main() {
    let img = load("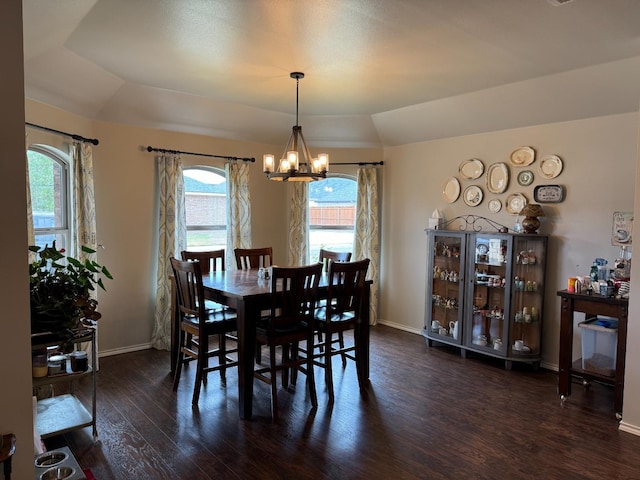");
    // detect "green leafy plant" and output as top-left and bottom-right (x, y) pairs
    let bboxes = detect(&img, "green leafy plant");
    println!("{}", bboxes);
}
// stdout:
(29, 242), (113, 333)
